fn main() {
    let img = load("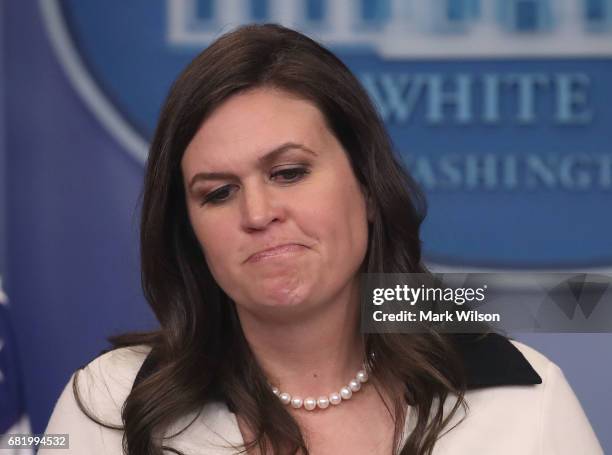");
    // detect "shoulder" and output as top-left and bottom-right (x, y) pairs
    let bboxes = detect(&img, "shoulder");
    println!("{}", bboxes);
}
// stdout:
(73, 344), (152, 423)
(508, 339), (602, 450)
(40, 345), (151, 455)
(436, 338), (603, 454)
(82, 345), (152, 387)
(43, 345), (244, 455)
